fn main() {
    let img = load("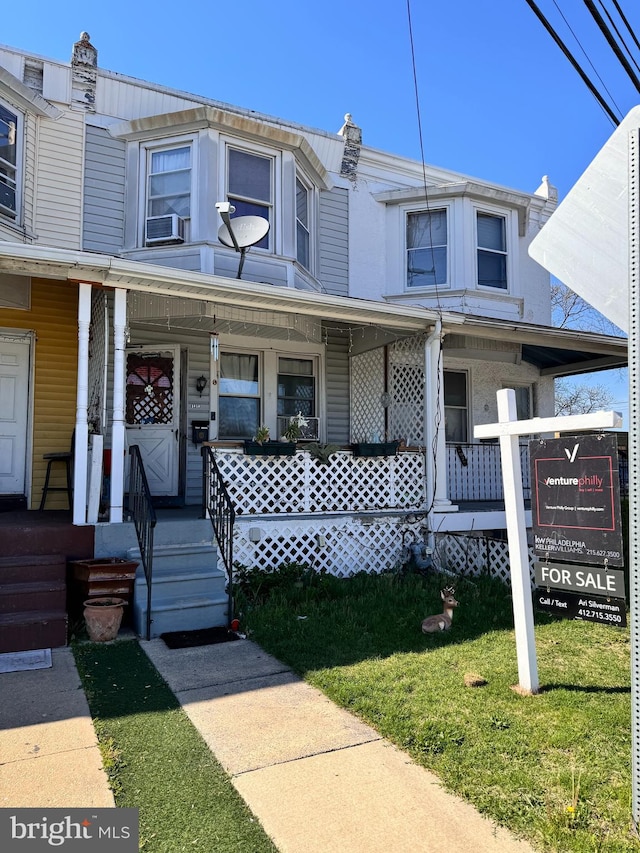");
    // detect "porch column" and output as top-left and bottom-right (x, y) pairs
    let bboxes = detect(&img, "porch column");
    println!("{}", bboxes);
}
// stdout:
(110, 288), (127, 523)
(73, 283), (92, 525)
(423, 322), (454, 514)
